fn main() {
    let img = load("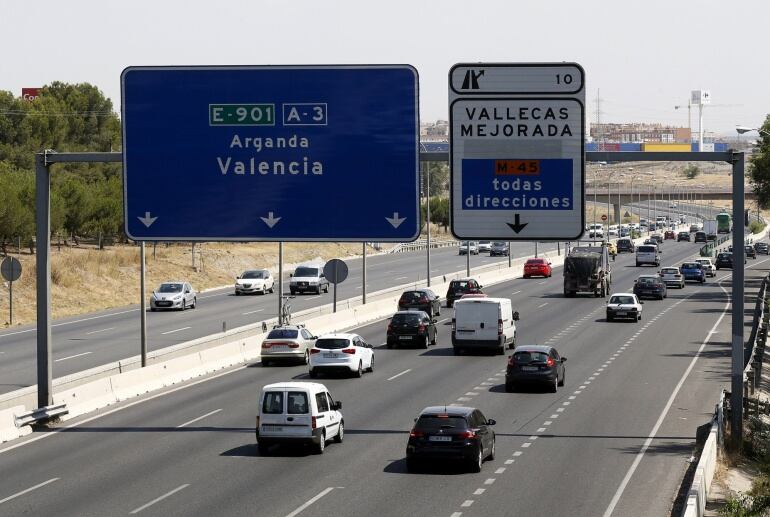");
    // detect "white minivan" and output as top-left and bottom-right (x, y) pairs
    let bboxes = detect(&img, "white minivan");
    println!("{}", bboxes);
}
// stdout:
(256, 382), (343, 454)
(451, 297), (518, 355)
(635, 244), (661, 267)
